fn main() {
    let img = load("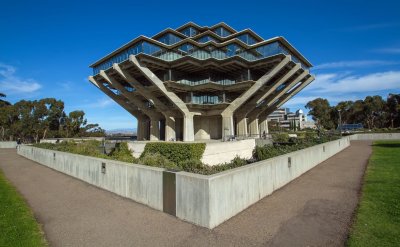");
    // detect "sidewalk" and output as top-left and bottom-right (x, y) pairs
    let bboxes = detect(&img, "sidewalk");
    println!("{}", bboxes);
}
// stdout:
(0, 141), (372, 247)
